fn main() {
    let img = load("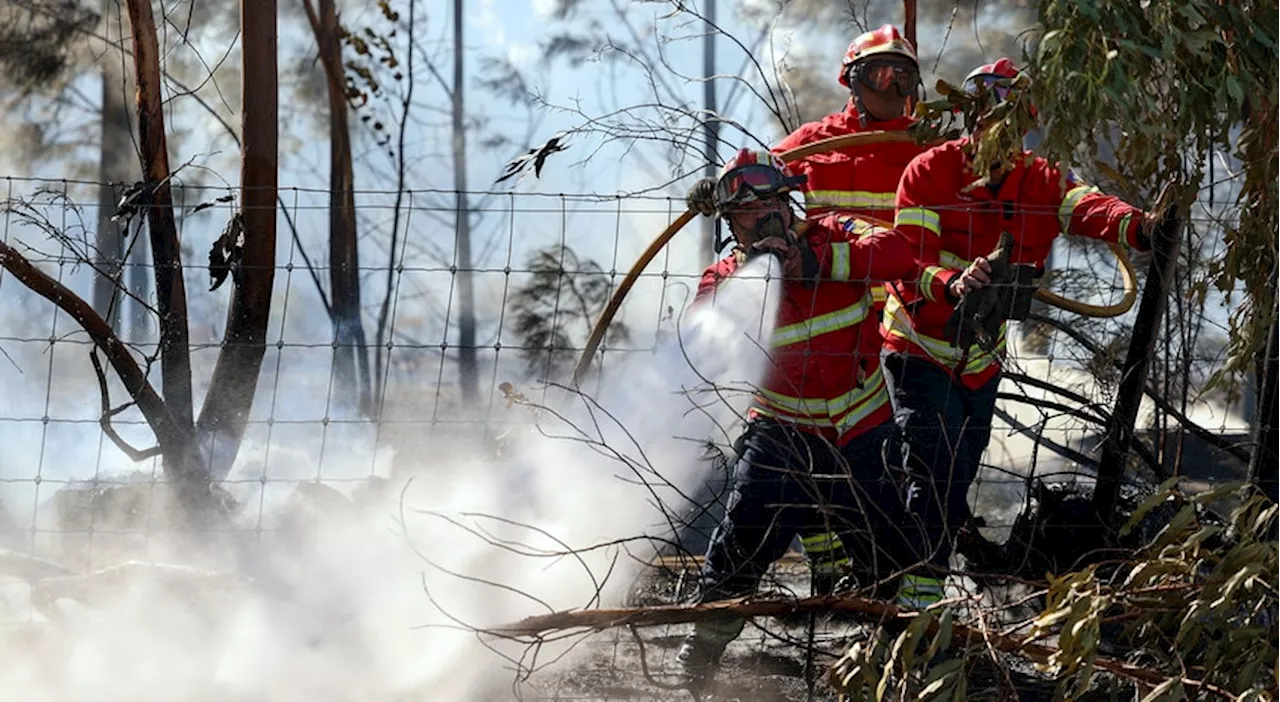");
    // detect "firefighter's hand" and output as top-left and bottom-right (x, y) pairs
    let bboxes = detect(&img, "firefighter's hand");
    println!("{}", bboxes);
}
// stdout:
(949, 256), (993, 299)
(751, 236), (812, 281)
(686, 177), (717, 217)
